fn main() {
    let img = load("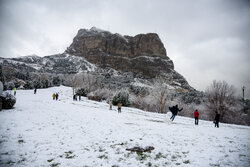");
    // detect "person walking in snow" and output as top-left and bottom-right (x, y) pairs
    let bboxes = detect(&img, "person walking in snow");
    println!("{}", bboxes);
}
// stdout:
(55, 93), (59, 101)
(79, 95), (81, 101)
(194, 109), (199, 125)
(109, 101), (113, 110)
(73, 94), (77, 101)
(14, 87), (16, 96)
(52, 93), (56, 100)
(34, 88), (37, 94)
(117, 102), (122, 113)
(169, 106), (175, 119)
(169, 105), (183, 121)
(214, 112), (220, 128)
